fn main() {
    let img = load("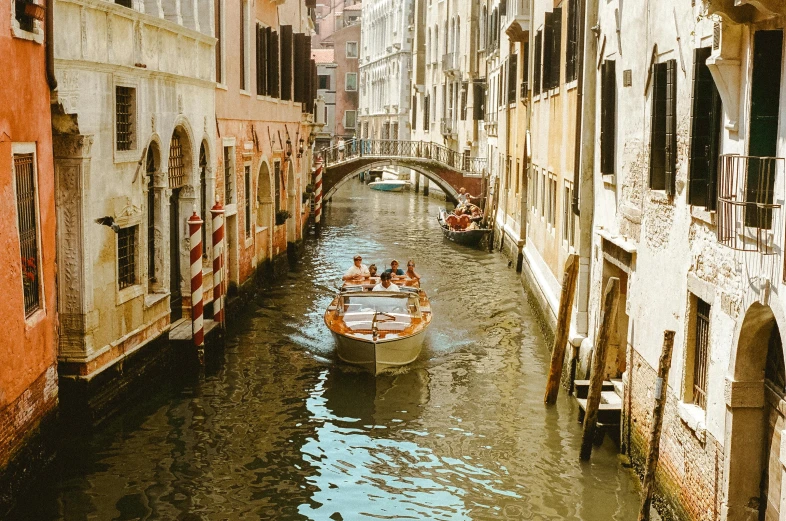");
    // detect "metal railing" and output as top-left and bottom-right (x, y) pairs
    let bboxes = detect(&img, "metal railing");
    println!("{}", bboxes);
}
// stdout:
(319, 139), (487, 175)
(717, 154), (784, 254)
